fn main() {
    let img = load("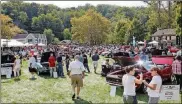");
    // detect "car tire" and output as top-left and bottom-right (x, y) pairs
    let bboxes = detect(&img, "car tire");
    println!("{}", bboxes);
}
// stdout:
(170, 74), (177, 85)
